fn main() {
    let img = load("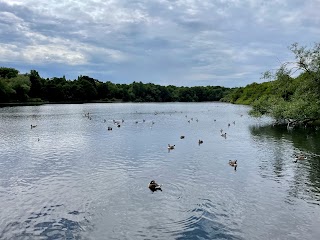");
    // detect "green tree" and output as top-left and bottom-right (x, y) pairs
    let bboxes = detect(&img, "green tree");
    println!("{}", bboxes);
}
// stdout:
(29, 70), (43, 98)
(250, 42), (320, 126)
(8, 75), (31, 101)
(0, 79), (11, 102)
(0, 67), (19, 79)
